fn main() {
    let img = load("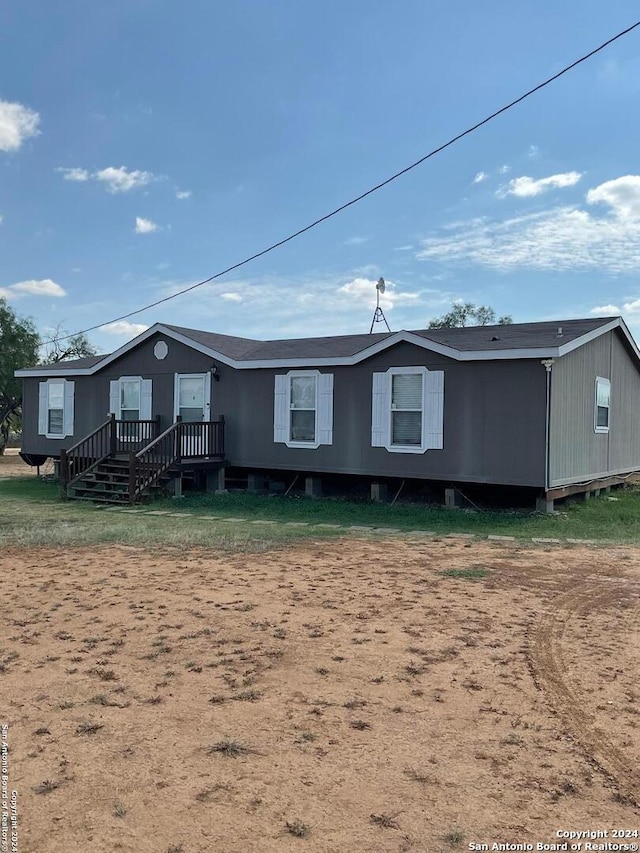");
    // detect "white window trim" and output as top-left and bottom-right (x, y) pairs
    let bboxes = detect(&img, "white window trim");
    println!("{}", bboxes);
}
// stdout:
(45, 379), (66, 439)
(285, 369), (320, 449)
(594, 376), (611, 434)
(385, 366), (428, 454)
